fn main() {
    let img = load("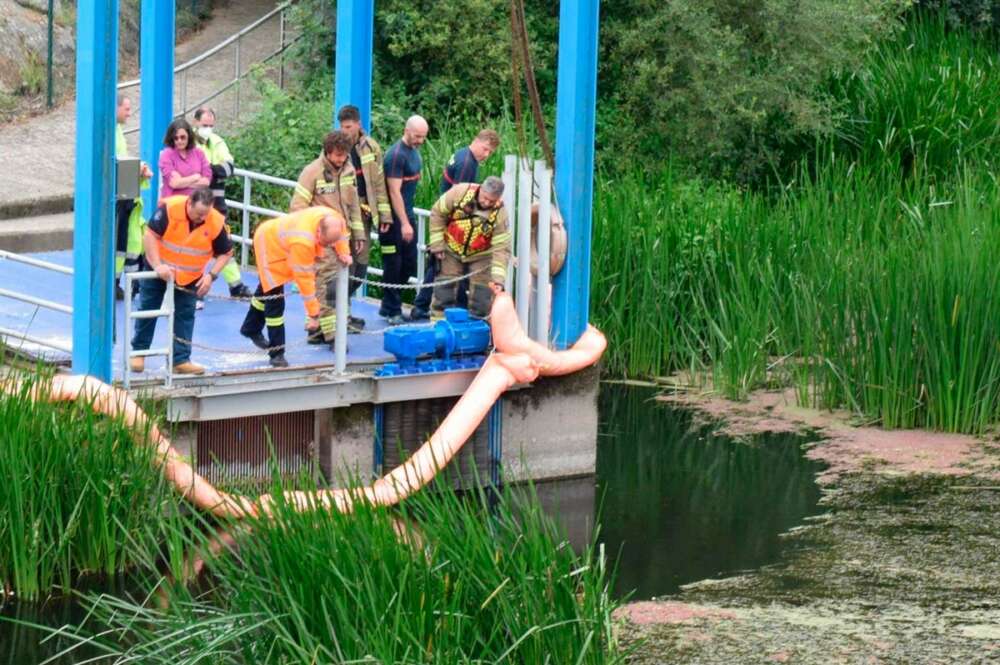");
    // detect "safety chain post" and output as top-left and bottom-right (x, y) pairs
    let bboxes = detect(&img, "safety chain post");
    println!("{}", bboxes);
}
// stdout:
(334, 265), (349, 373)
(534, 160), (552, 344)
(240, 174), (252, 271)
(515, 158), (533, 328)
